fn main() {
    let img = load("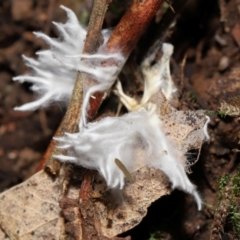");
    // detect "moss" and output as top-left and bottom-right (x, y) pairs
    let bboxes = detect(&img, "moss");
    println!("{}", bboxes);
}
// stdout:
(148, 230), (162, 240)
(217, 174), (230, 199)
(213, 167), (240, 238)
(232, 168), (240, 197)
(229, 202), (240, 238)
